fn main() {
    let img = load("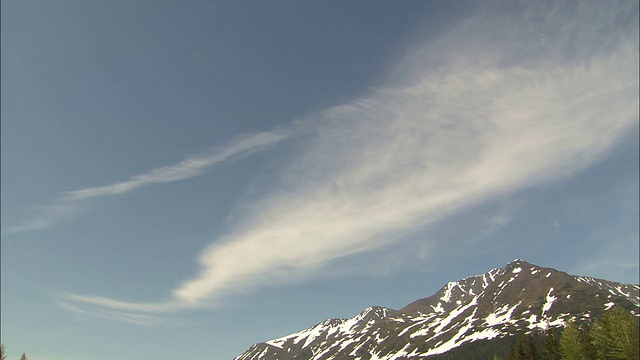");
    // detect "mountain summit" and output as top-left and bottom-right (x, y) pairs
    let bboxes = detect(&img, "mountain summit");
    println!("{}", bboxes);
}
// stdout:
(235, 260), (639, 360)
